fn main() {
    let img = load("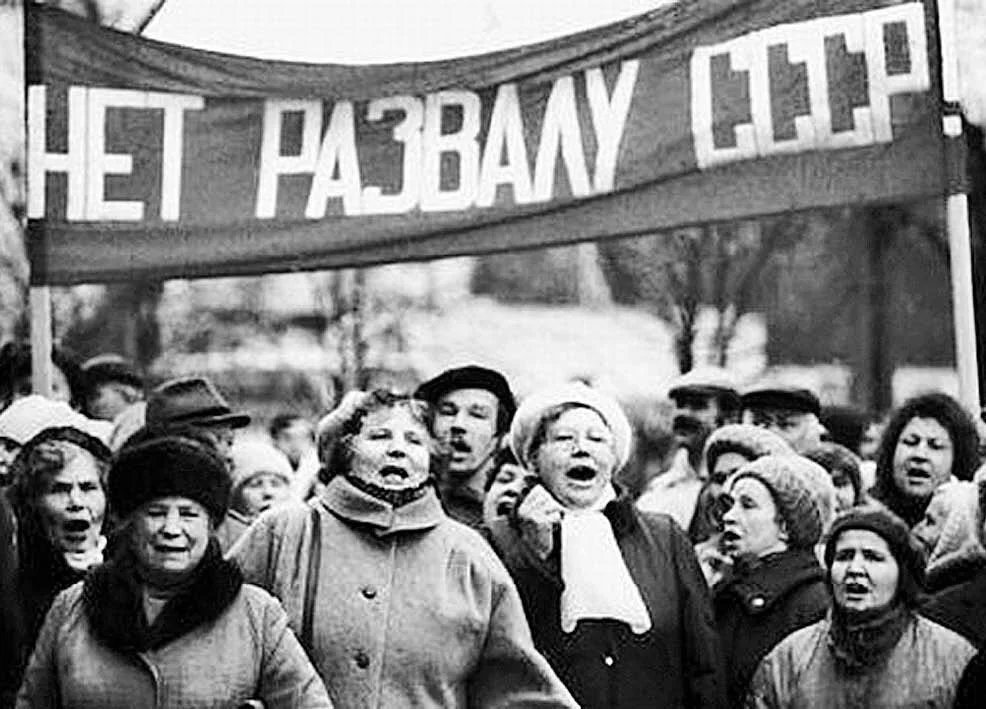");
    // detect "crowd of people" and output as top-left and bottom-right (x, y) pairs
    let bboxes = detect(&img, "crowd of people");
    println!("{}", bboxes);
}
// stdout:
(2, 338), (986, 707)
